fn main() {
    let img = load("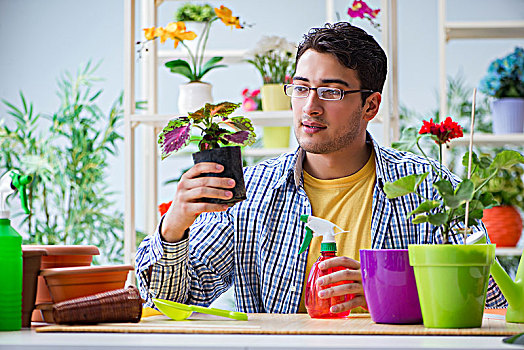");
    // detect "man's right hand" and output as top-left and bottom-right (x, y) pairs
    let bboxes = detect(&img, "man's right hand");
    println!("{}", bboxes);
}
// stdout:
(161, 162), (235, 243)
